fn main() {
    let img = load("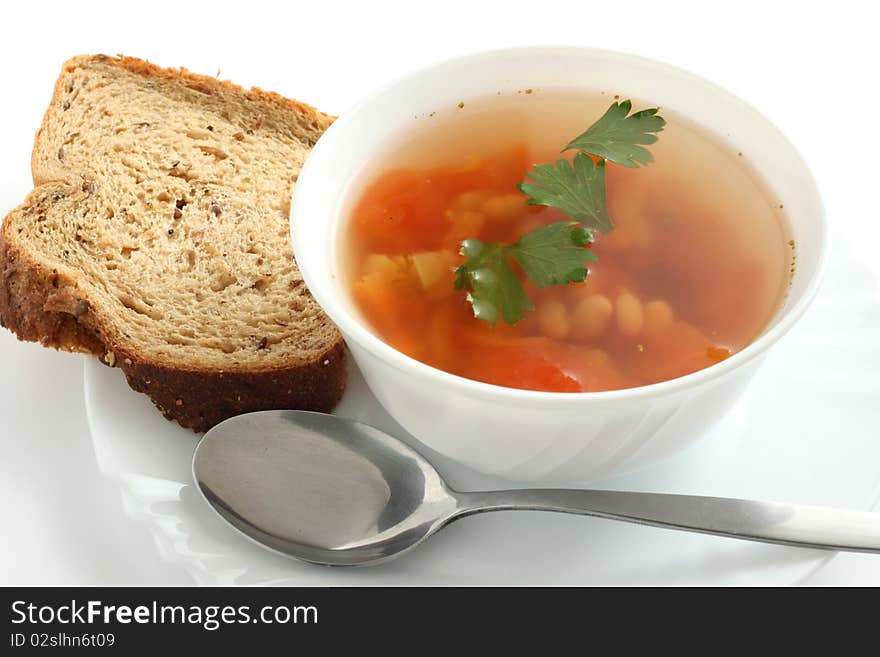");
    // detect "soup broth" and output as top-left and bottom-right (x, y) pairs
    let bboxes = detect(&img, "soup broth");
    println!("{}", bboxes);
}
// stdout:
(342, 91), (790, 392)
